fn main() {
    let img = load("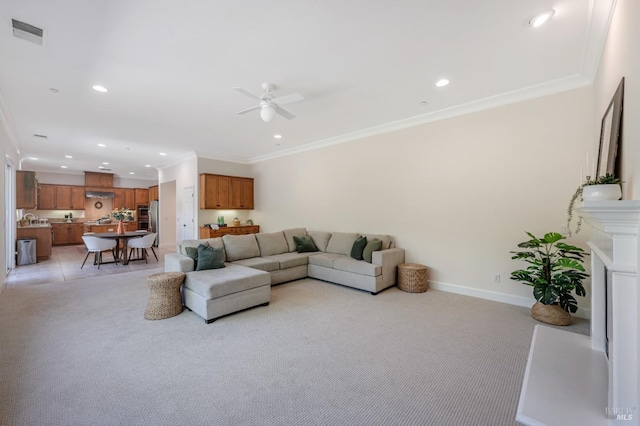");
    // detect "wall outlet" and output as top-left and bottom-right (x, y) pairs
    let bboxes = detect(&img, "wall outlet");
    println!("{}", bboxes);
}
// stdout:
(494, 274), (501, 283)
